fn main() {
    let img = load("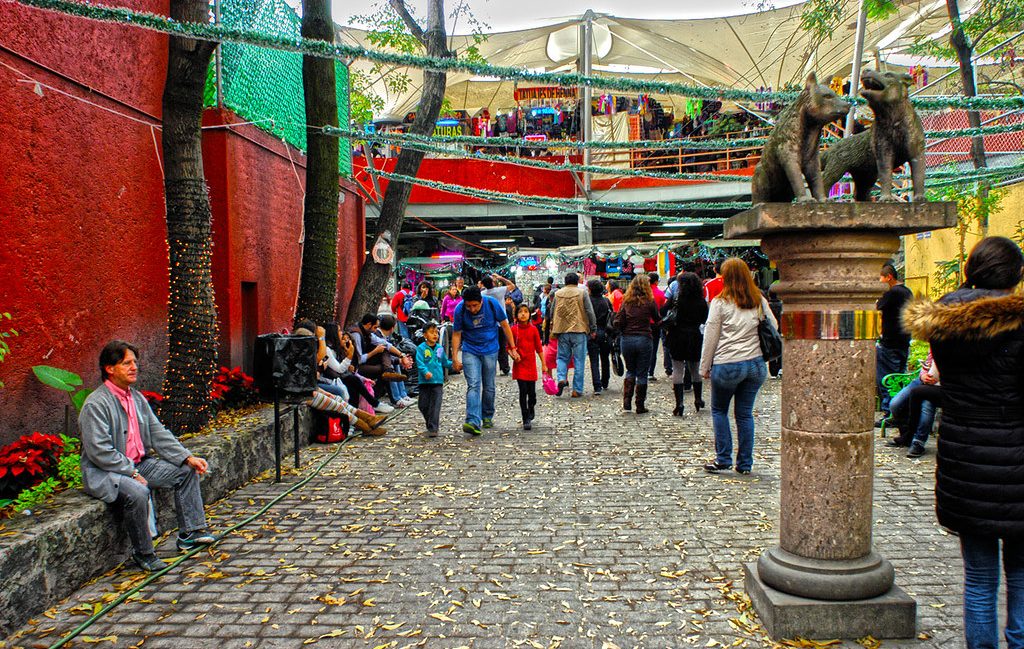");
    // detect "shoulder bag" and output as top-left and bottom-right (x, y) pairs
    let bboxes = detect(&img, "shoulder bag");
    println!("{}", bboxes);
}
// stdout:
(757, 300), (783, 362)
